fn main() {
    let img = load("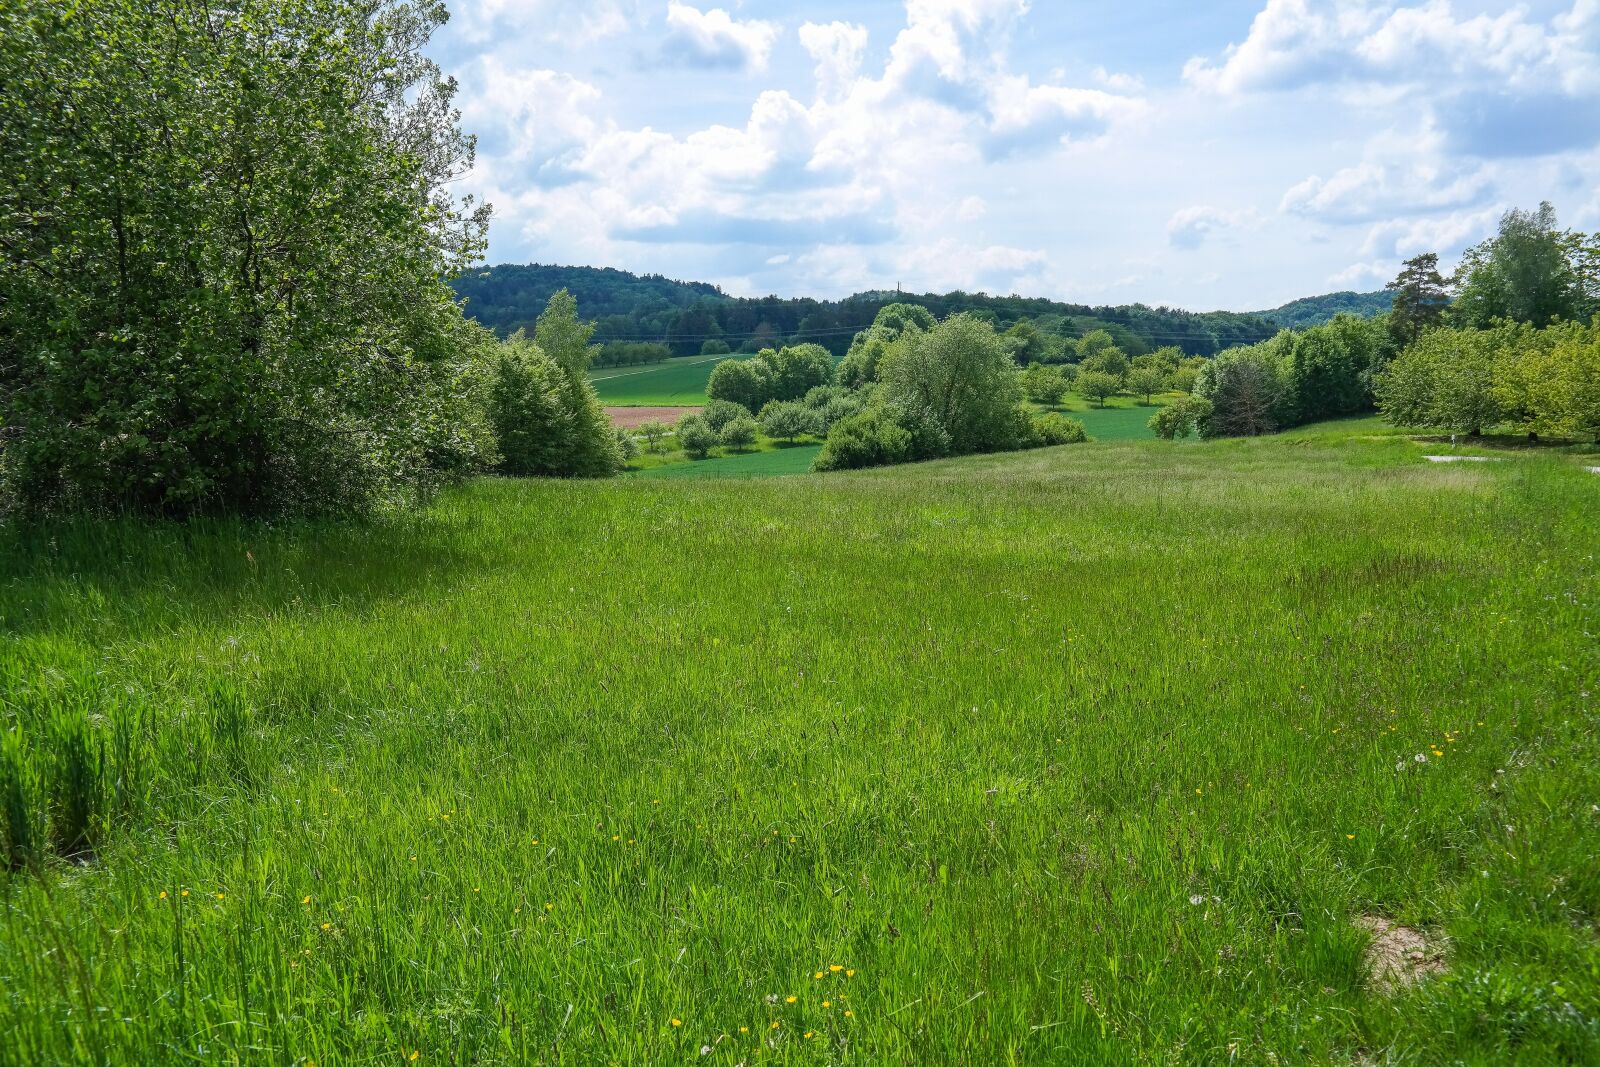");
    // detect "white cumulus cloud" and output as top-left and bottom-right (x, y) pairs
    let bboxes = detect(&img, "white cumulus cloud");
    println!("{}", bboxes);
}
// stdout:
(660, 3), (782, 72)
